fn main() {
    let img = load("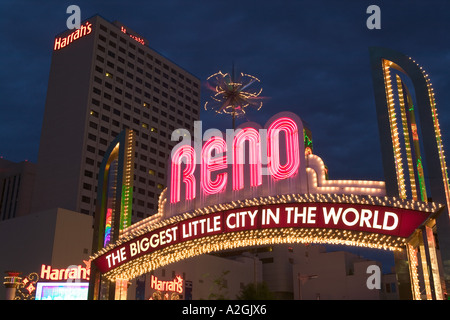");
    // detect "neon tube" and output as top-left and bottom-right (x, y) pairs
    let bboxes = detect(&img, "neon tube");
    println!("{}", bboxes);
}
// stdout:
(267, 117), (300, 180)
(170, 145), (196, 203)
(232, 127), (262, 190)
(201, 137), (227, 194)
